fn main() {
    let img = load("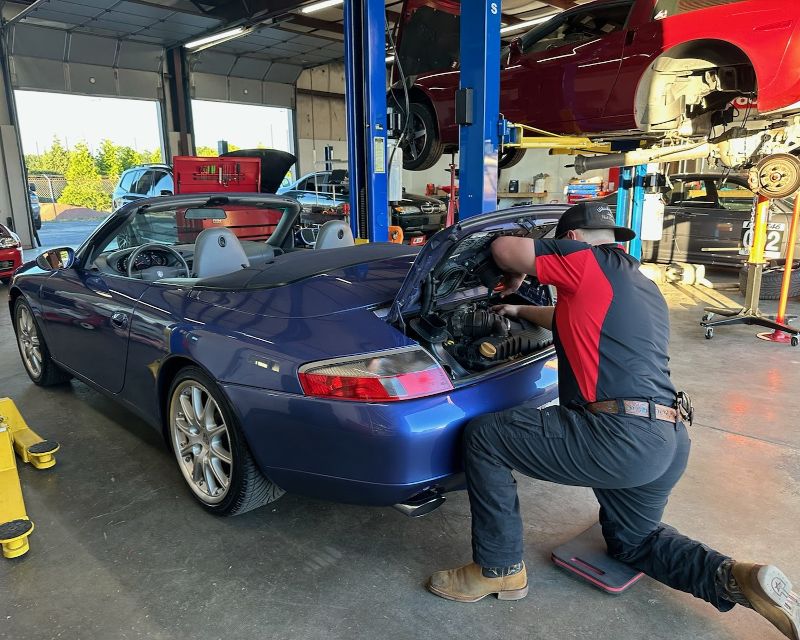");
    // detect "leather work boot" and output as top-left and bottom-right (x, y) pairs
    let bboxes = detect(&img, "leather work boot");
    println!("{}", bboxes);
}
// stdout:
(427, 562), (528, 602)
(732, 563), (800, 640)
